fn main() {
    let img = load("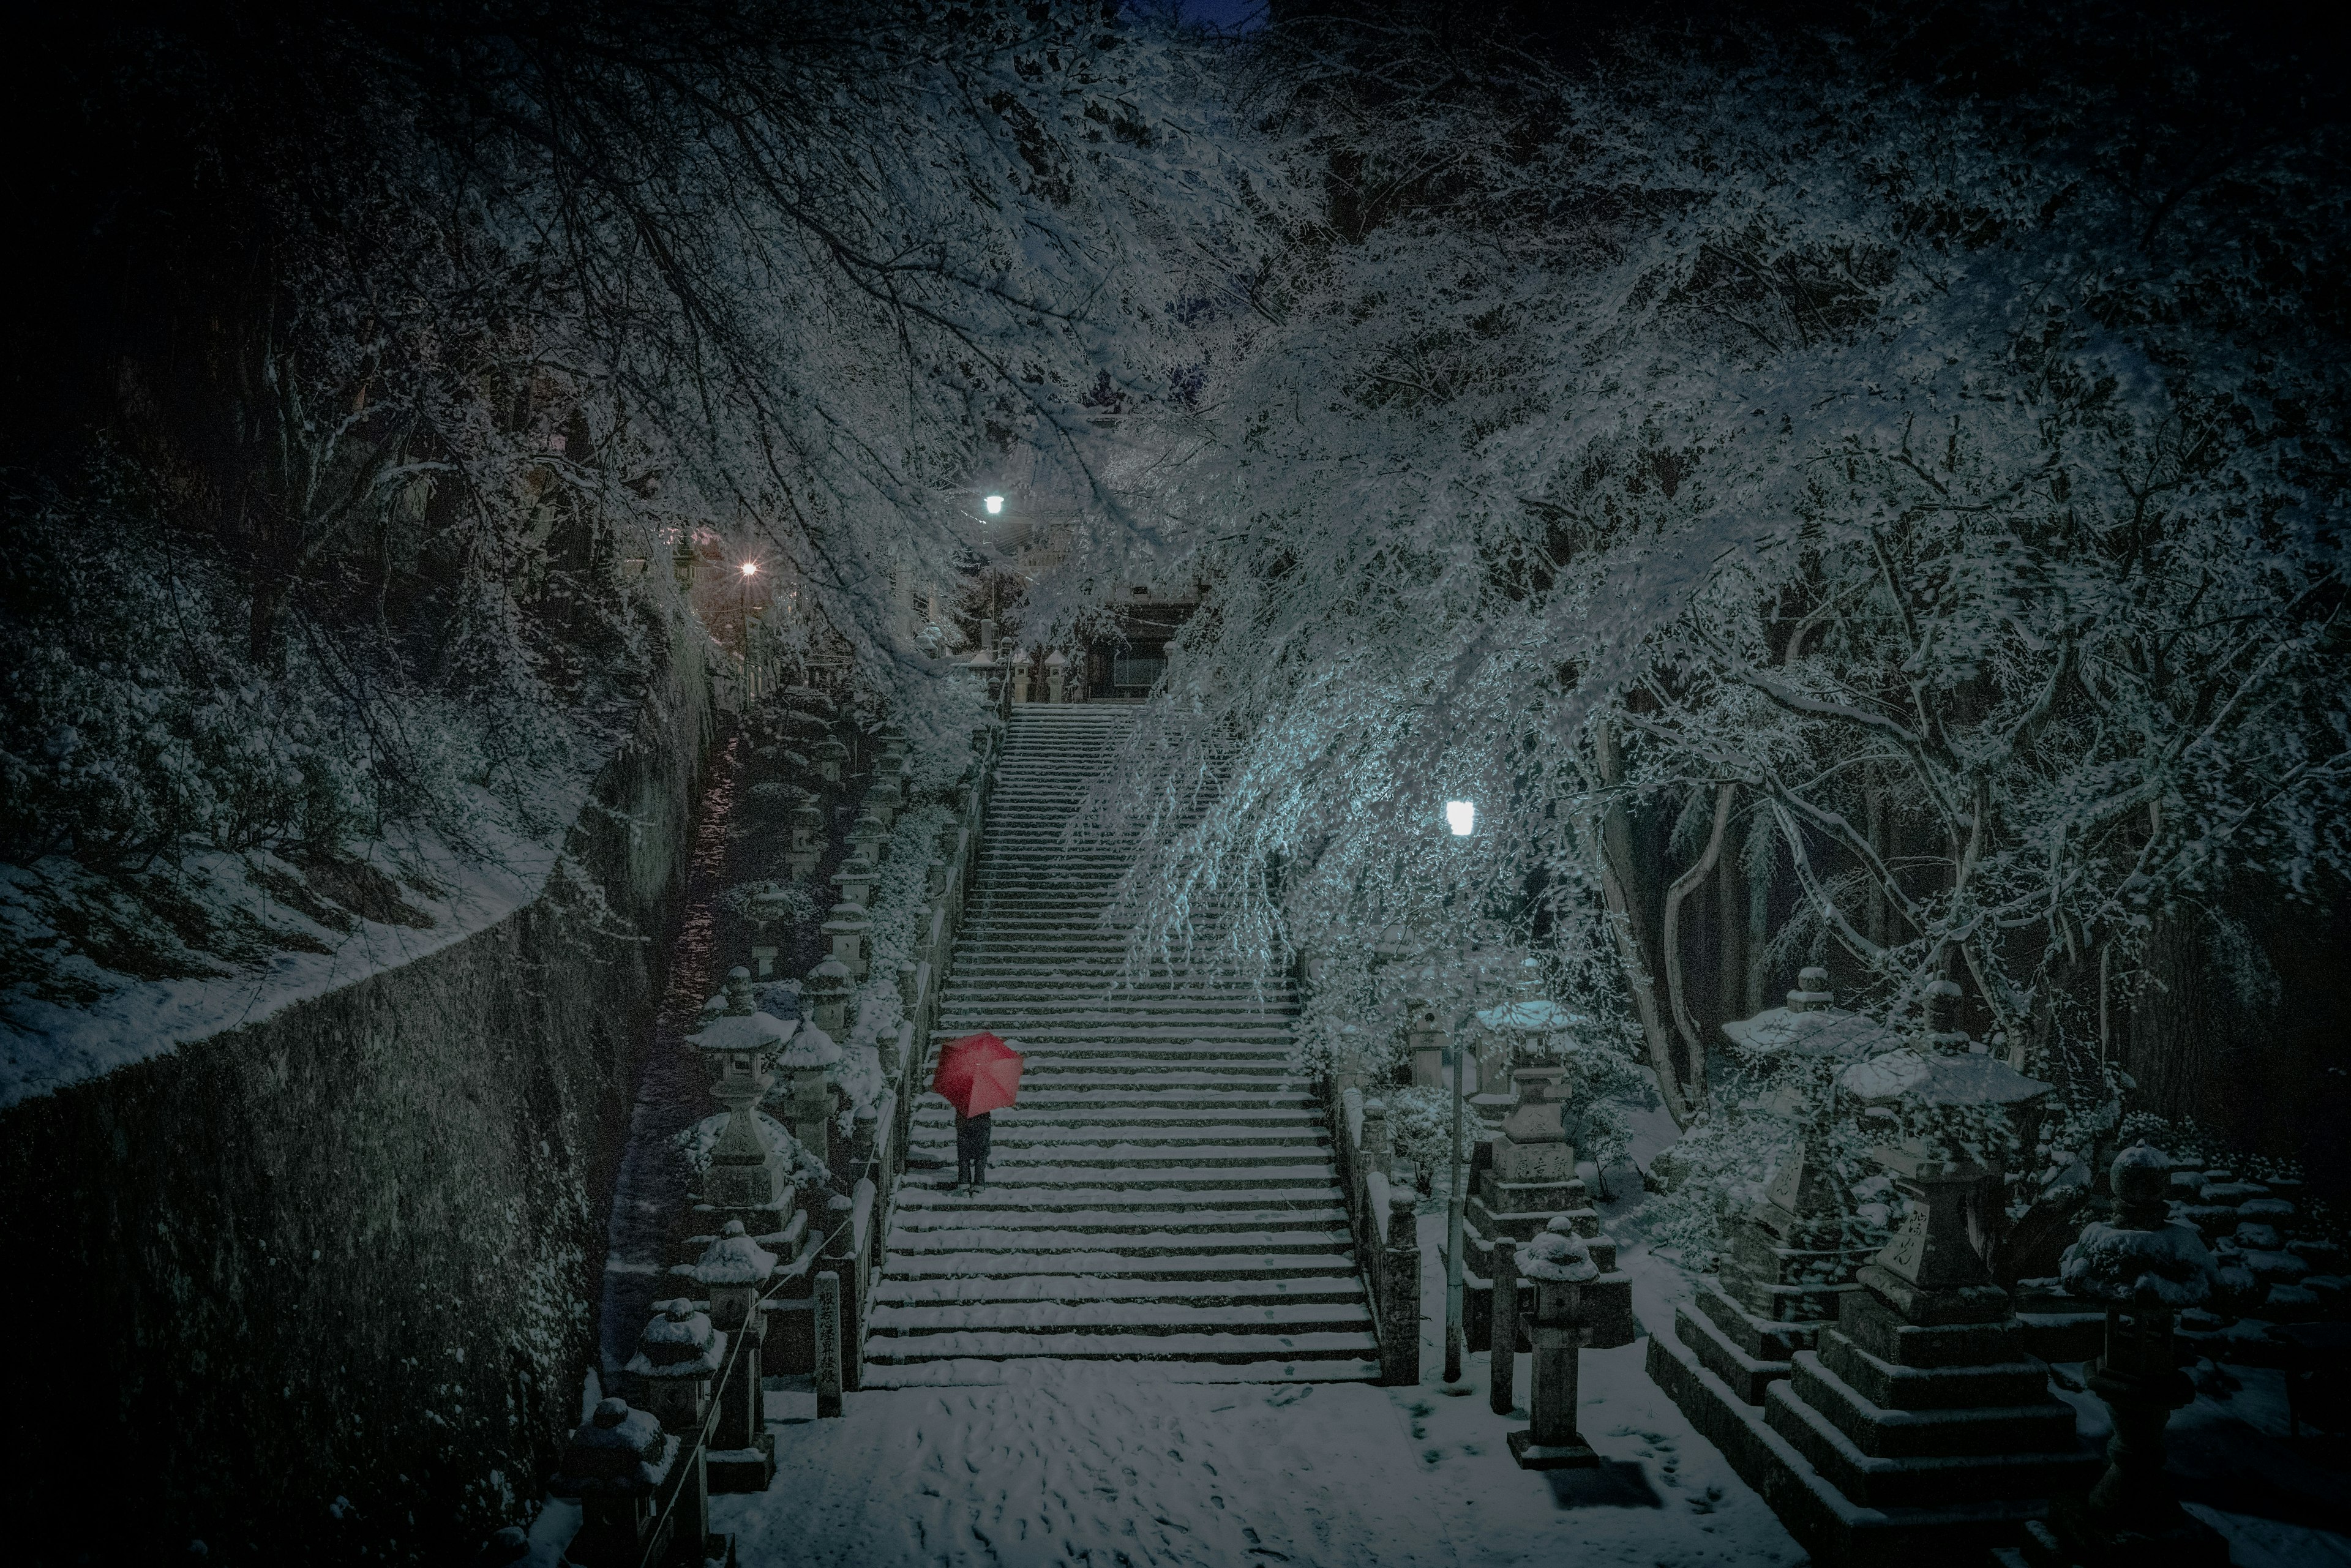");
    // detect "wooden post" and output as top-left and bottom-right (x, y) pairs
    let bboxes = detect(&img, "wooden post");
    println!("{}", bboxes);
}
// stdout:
(814, 1269), (844, 1419)
(1490, 1241), (1519, 1416)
